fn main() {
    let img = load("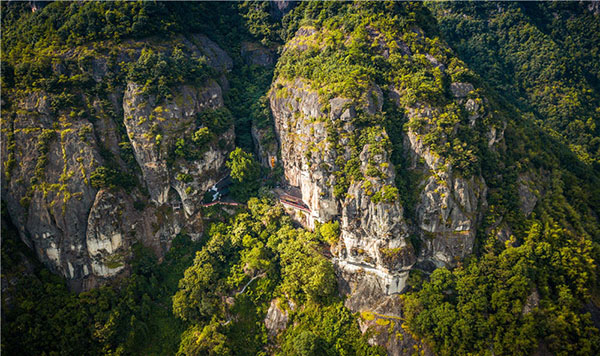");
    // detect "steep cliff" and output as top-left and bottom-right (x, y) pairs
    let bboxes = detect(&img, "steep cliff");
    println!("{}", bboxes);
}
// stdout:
(268, 22), (493, 296)
(399, 83), (491, 268)
(1, 35), (234, 290)
(269, 78), (417, 300)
